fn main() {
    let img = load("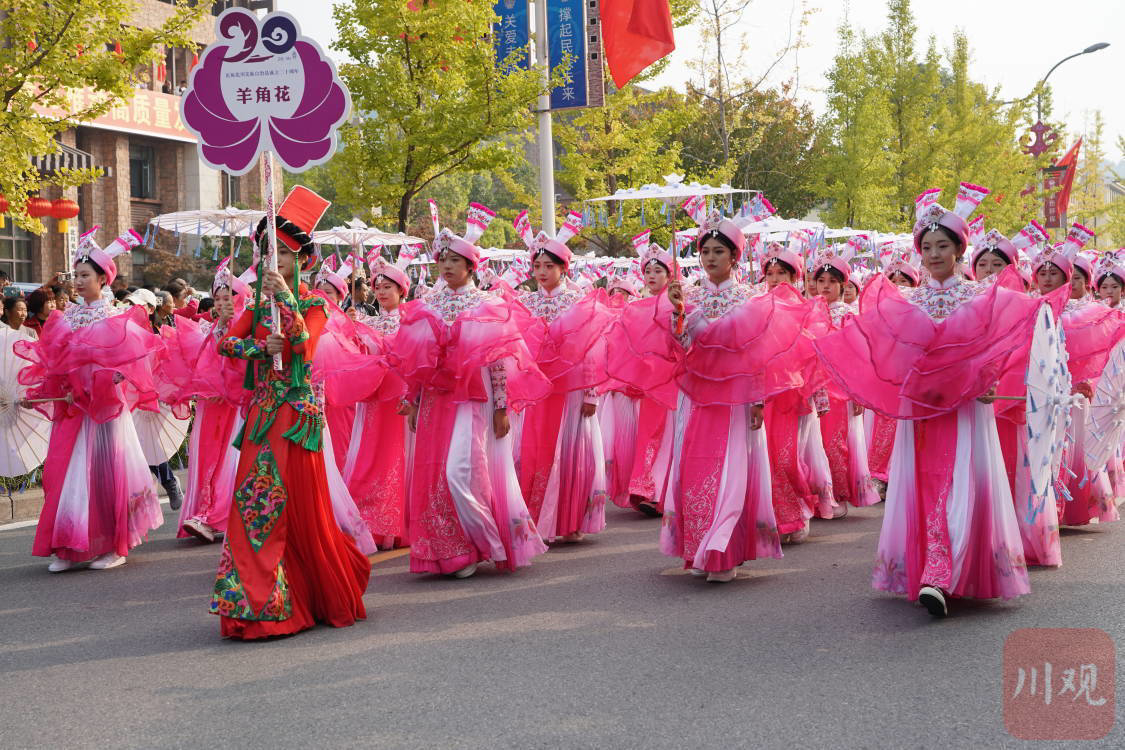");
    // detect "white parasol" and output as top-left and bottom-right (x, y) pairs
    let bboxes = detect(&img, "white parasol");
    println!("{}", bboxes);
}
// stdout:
(1084, 339), (1125, 473)
(0, 328), (50, 477)
(311, 218), (426, 251)
(1023, 304), (1076, 521)
(585, 173), (752, 203)
(133, 403), (191, 466)
(147, 206), (266, 262)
